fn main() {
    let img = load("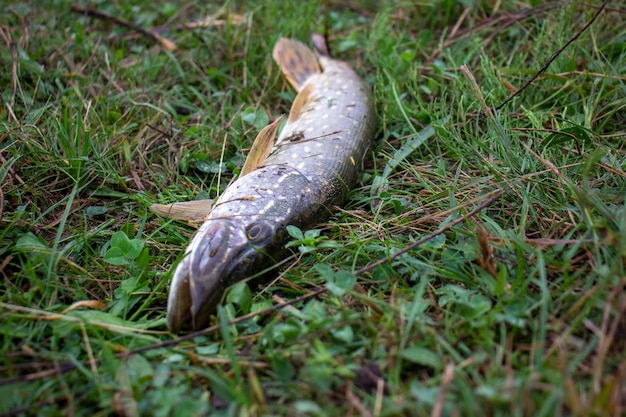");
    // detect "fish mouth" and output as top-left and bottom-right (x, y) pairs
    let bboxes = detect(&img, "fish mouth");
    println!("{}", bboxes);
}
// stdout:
(166, 218), (254, 333)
